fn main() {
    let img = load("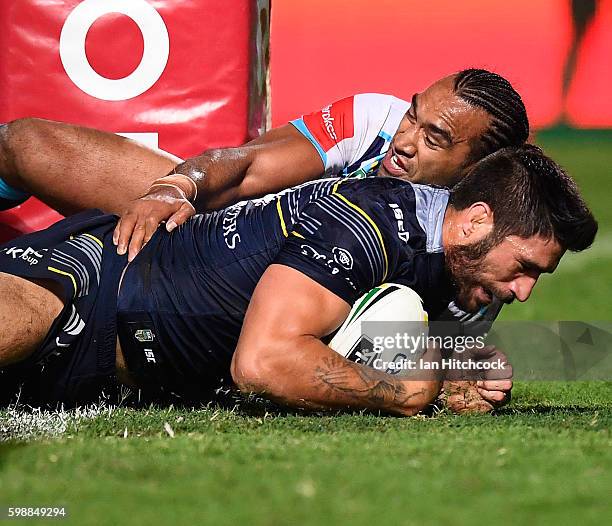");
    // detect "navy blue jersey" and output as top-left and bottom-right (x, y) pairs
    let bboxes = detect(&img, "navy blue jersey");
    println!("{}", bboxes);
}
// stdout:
(117, 177), (454, 398)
